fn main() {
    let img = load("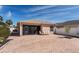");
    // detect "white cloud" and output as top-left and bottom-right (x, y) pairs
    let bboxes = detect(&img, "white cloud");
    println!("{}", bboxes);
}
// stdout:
(17, 6), (79, 21)
(30, 11), (69, 18)
(34, 6), (79, 14)
(25, 5), (56, 12)
(23, 6), (79, 18)
(53, 6), (79, 12)
(6, 11), (12, 18)
(19, 9), (70, 19)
